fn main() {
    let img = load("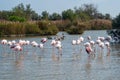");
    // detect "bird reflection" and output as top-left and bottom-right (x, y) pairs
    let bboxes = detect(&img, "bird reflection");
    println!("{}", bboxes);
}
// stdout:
(85, 57), (92, 76)
(15, 53), (24, 70)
